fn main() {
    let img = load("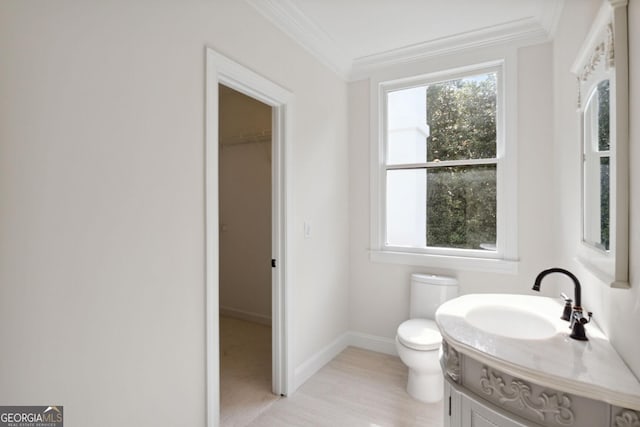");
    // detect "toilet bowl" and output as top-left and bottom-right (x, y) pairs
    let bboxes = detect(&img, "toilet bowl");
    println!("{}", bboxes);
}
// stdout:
(396, 318), (443, 402)
(396, 274), (458, 403)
